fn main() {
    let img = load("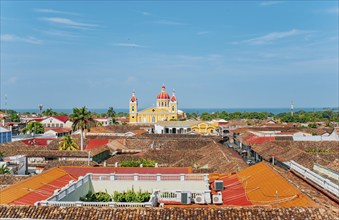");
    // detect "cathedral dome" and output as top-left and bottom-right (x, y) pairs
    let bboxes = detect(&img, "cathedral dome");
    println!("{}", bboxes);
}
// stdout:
(157, 85), (170, 99)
